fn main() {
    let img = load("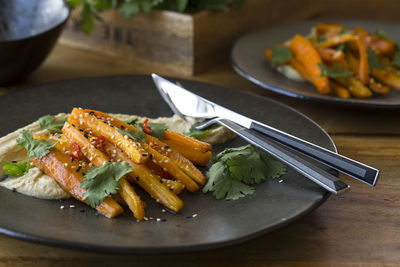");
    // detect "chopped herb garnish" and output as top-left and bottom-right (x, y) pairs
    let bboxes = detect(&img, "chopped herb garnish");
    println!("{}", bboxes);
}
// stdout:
(38, 115), (67, 133)
(15, 130), (56, 174)
(203, 145), (286, 200)
(117, 128), (146, 142)
(146, 122), (168, 139)
(125, 118), (139, 127)
(270, 45), (292, 68)
(367, 48), (383, 70)
(2, 162), (28, 177)
(185, 126), (211, 139)
(318, 63), (352, 78)
(374, 30), (390, 40)
(80, 162), (132, 208)
(316, 35), (327, 42)
(392, 50), (400, 68)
